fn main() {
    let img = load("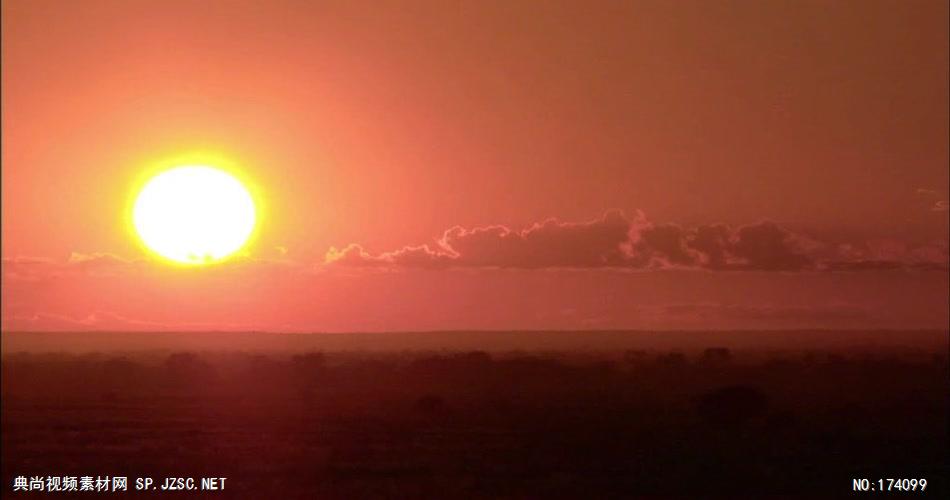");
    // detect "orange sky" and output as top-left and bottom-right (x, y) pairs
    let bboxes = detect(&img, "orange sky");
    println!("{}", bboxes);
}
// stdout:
(2, 0), (947, 332)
